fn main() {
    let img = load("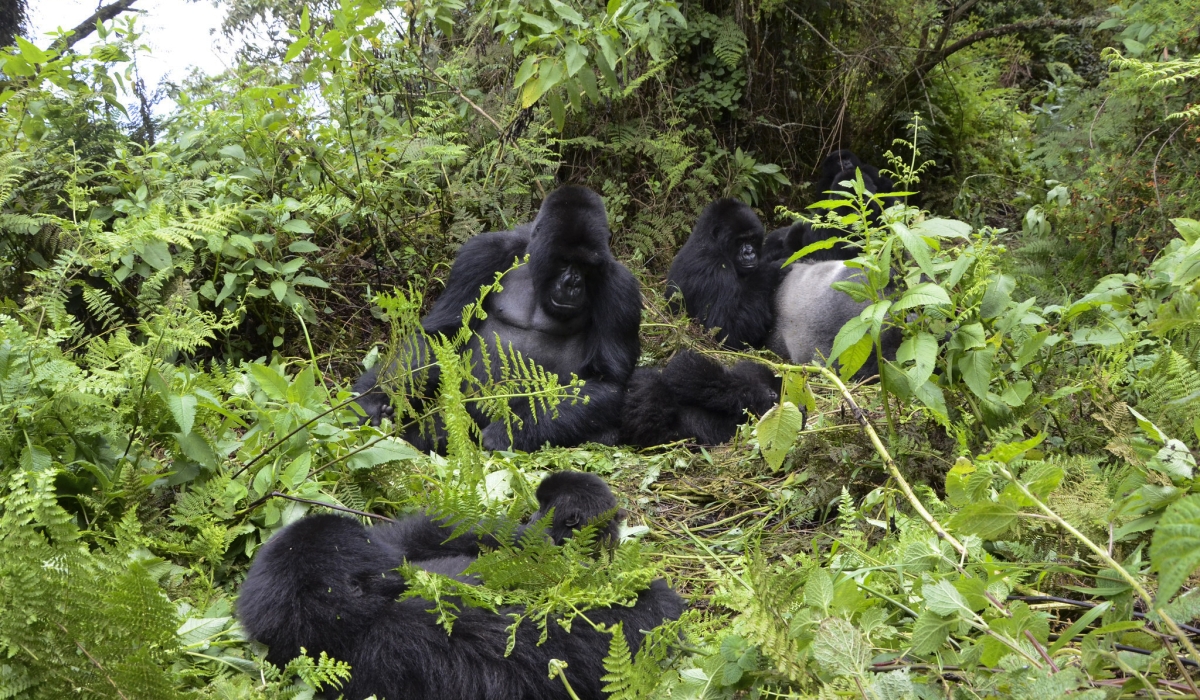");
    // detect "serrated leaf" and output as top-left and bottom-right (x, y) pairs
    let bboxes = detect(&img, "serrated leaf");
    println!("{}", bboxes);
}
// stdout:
(547, 90), (565, 130)
(910, 610), (954, 655)
(347, 438), (421, 470)
(893, 282), (952, 311)
(564, 41), (588, 76)
(1151, 494), (1200, 603)
(912, 217), (971, 239)
(1128, 406), (1167, 444)
(923, 578), (974, 619)
(805, 568), (833, 614)
(166, 394), (198, 436)
(1171, 218), (1200, 244)
(898, 331), (938, 388)
(177, 616), (232, 645)
(829, 314), (871, 366)
(956, 347), (996, 400)
(755, 401), (804, 469)
(248, 364), (289, 400)
(271, 280), (288, 302)
(218, 144), (247, 161)
(280, 452), (312, 490)
(812, 617), (868, 677)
